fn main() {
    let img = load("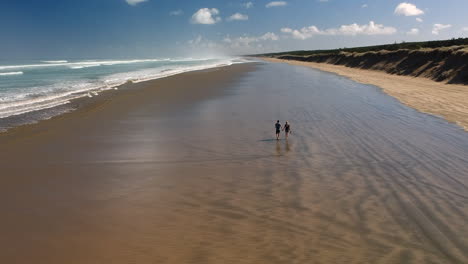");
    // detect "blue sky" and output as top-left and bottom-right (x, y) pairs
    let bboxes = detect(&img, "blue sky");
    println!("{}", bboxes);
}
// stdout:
(1, 0), (467, 59)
